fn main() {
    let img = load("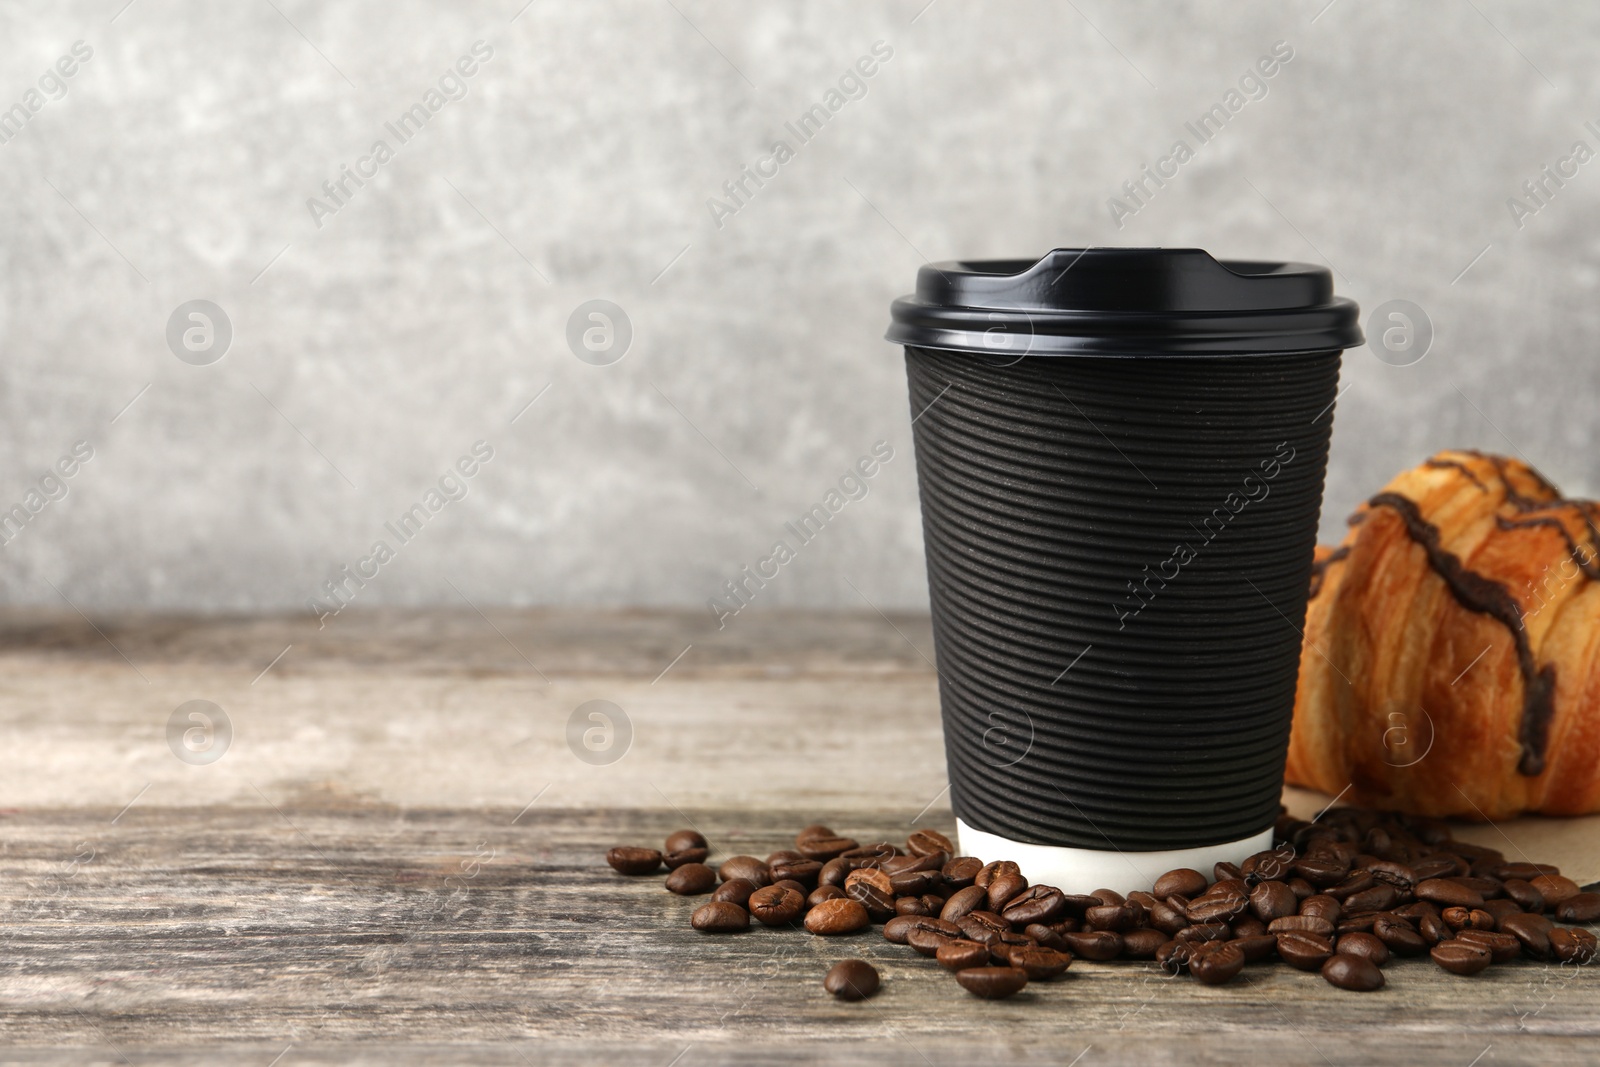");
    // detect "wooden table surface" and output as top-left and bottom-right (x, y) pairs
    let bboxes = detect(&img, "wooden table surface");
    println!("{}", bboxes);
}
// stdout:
(1, 608), (1596, 1065)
